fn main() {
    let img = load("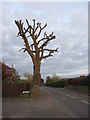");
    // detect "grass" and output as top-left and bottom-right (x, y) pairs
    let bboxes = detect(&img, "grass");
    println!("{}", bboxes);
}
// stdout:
(8, 92), (42, 101)
(67, 85), (88, 94)
(19, 94), (32, 100)
(19, 93), (41, 100)
(6, 94), (32, 101)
